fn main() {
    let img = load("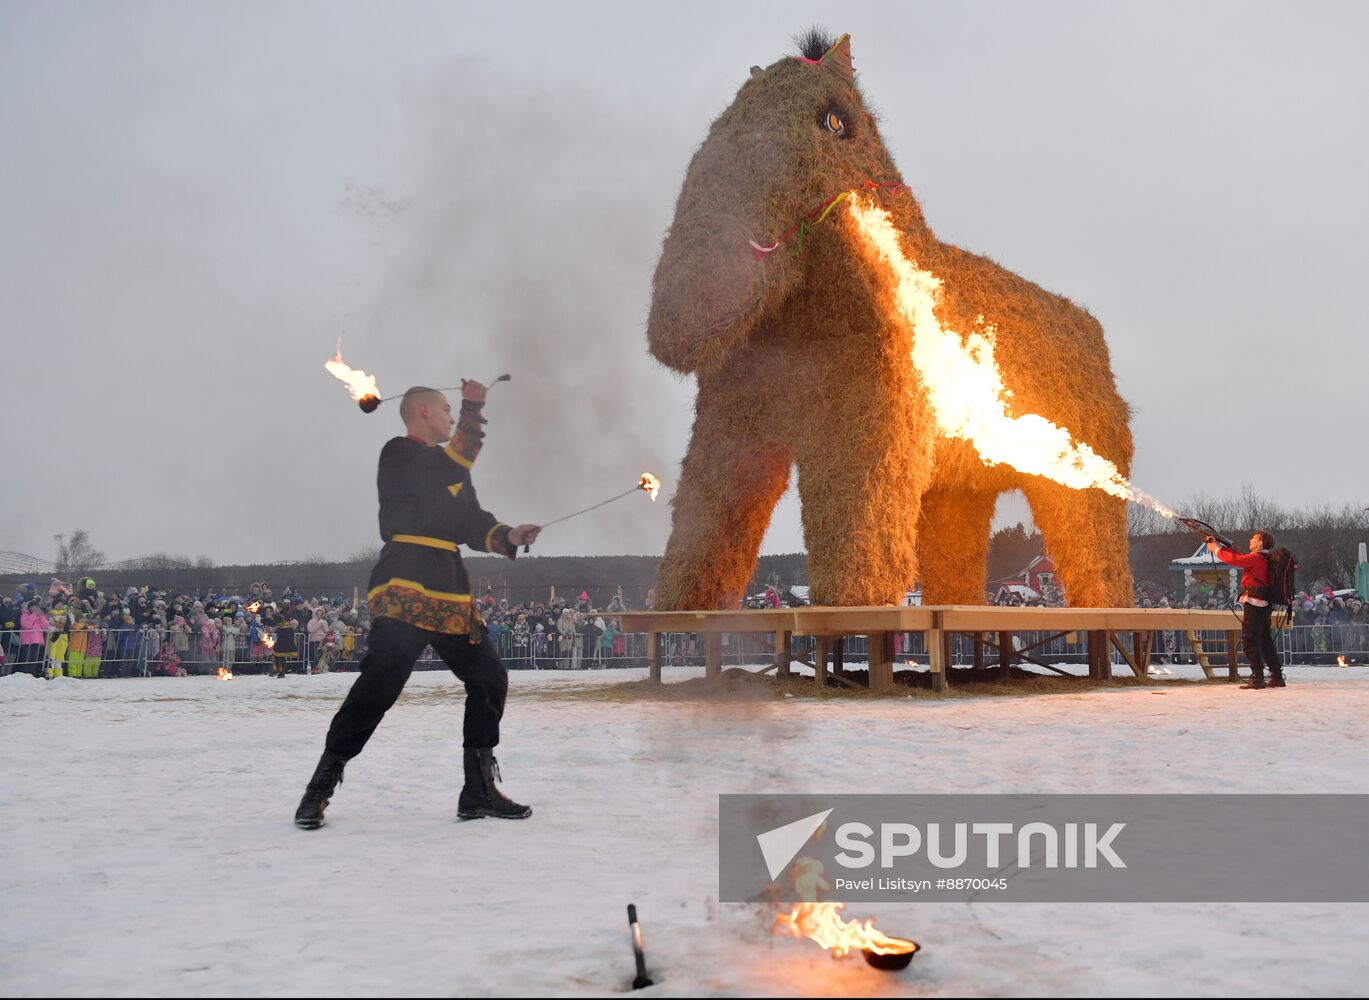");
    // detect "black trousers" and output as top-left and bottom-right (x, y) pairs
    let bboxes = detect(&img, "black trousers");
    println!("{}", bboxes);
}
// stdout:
(1241, 602), (1283, 679)
(325, 617), (507, 760)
